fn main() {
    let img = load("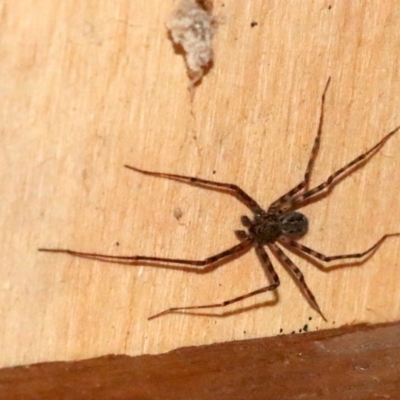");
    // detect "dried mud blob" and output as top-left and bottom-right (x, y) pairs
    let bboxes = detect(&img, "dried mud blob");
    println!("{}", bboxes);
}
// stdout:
(167, 0), (217, 87)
